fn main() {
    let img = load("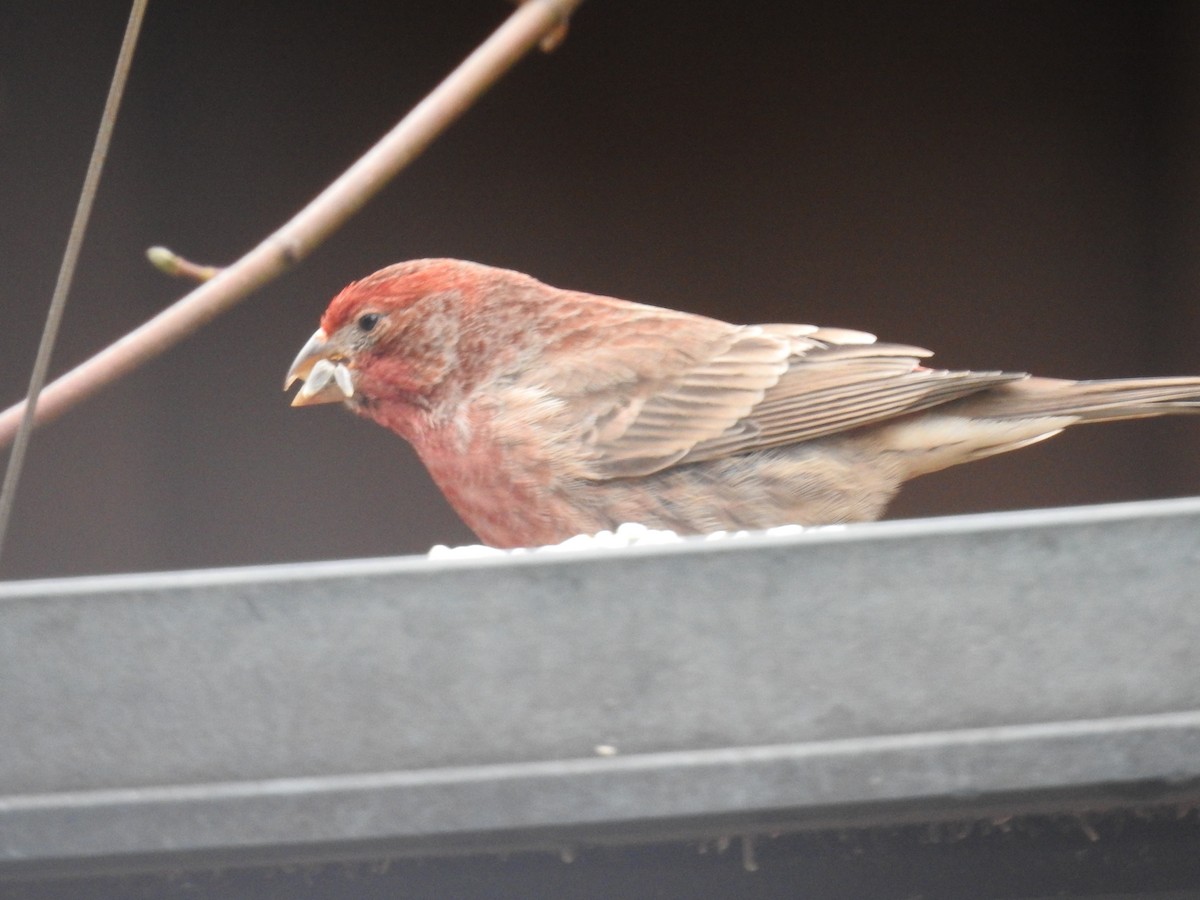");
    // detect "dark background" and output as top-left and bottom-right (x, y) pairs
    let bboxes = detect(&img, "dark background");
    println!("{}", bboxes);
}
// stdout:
(0, 1), (1197, 580)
